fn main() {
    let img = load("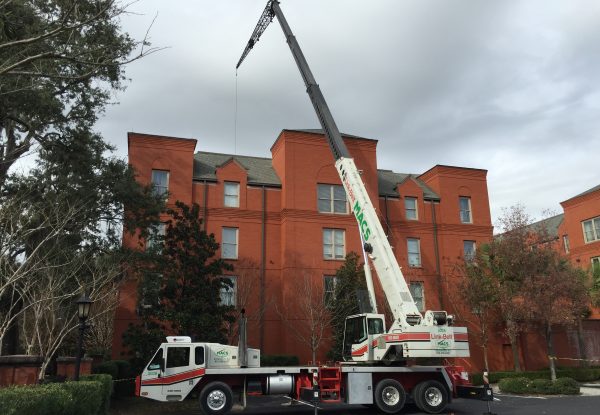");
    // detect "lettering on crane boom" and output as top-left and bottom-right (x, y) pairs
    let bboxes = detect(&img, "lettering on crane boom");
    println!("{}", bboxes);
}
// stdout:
(353, 201), (371, 241)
